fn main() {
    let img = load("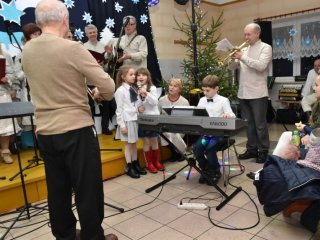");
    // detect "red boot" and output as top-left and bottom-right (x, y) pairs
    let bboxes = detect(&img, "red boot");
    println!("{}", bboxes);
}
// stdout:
(152, 149), (164, 171)
(144, 151), (157, 173)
